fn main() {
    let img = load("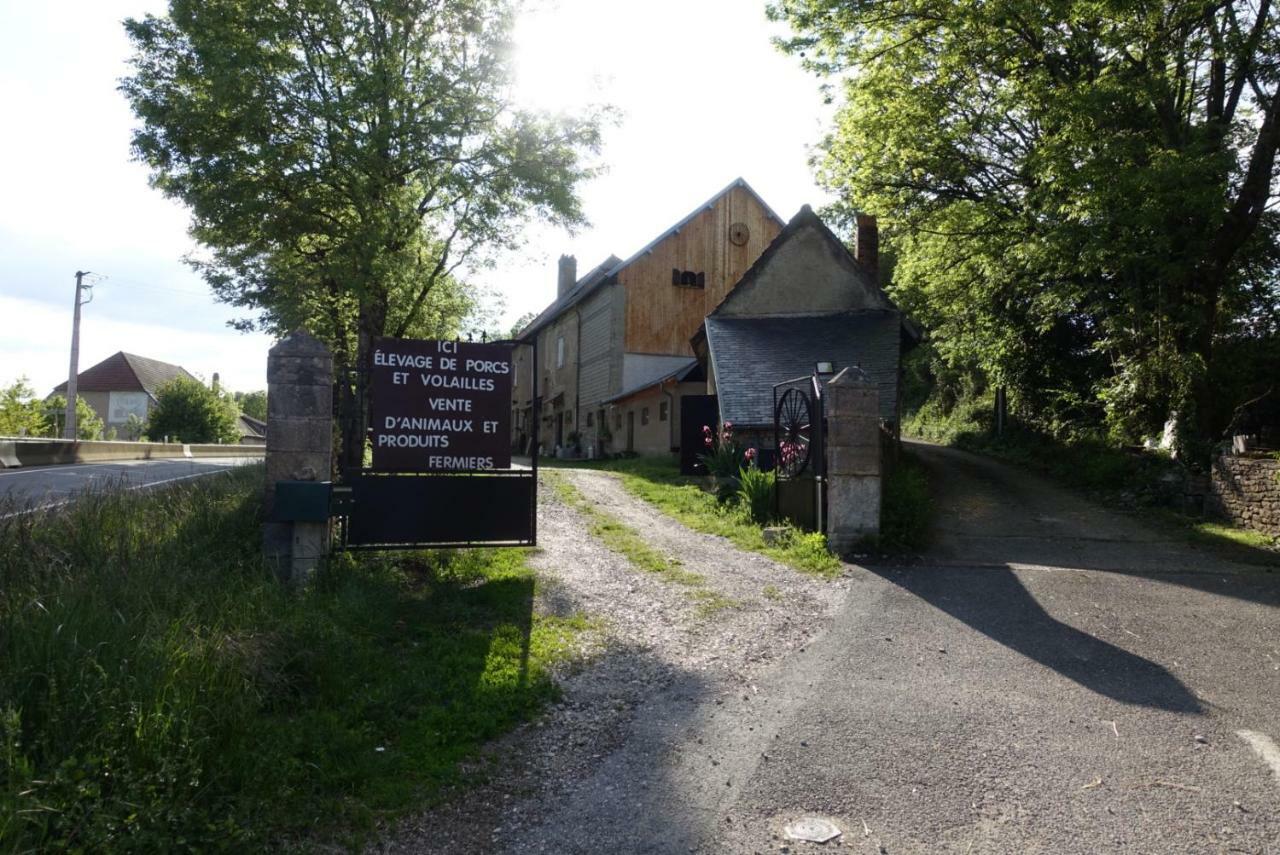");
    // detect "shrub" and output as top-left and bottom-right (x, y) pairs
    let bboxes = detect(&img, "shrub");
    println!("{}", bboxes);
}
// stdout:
(737, 462), (775, 524)
(147, 376), (240, 444)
